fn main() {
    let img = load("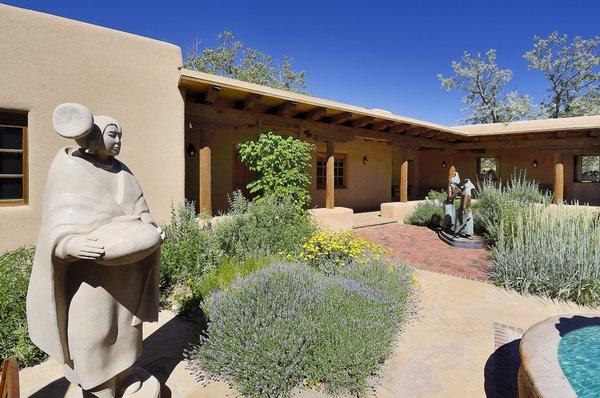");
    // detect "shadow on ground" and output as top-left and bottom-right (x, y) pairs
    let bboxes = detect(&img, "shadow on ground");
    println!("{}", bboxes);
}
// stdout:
(28, 314), (200, 398)
(484, 339), (521, 398)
